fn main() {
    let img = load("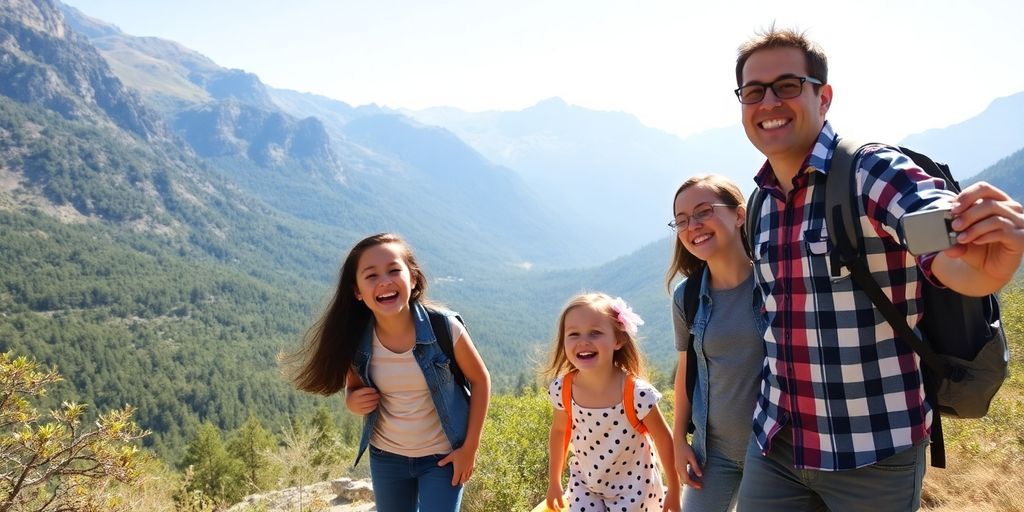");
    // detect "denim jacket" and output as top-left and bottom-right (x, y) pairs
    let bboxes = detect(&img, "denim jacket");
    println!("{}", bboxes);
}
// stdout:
(673, 267), (766, 466)
(352, 301), (470, 466)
